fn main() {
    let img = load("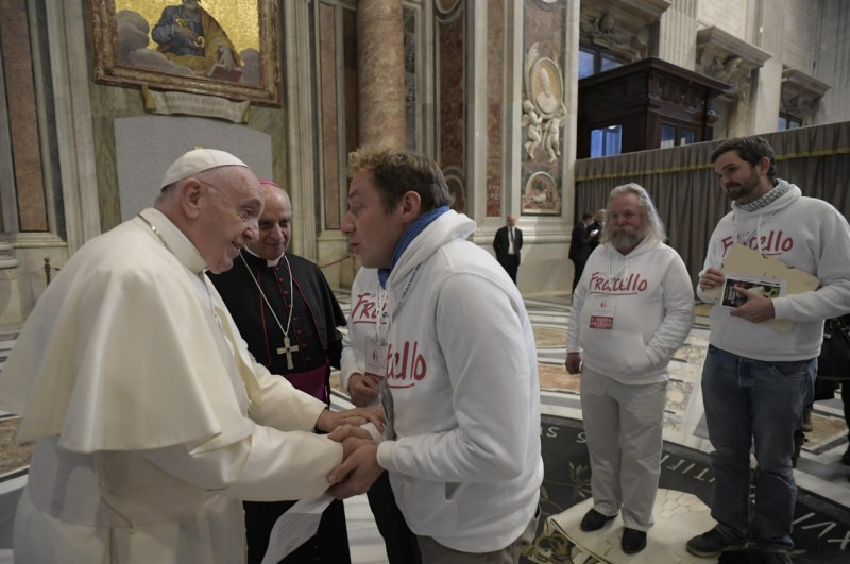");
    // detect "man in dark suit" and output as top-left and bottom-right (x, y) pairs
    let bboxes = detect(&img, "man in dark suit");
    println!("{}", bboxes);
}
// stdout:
(493, 215), (523, 284)
(590, 208), (607, 252)
(568, 211), (600, 292)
